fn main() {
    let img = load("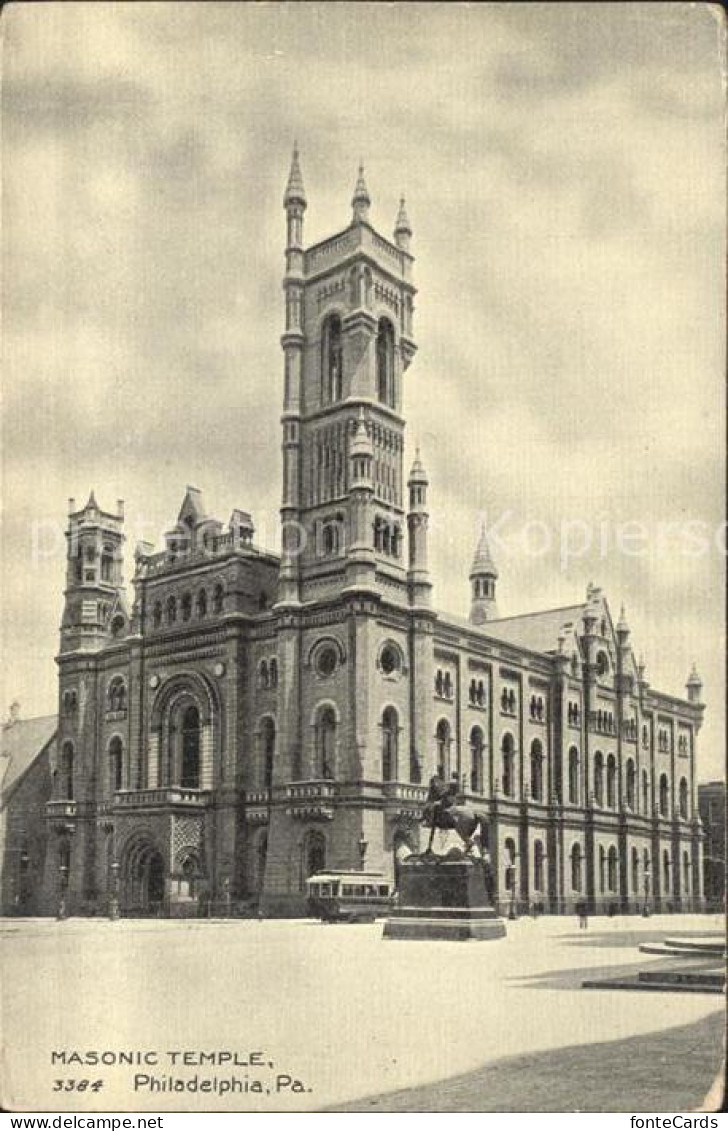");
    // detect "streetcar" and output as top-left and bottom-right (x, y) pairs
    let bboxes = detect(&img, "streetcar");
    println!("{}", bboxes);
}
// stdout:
(306, 870), (394, 922)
